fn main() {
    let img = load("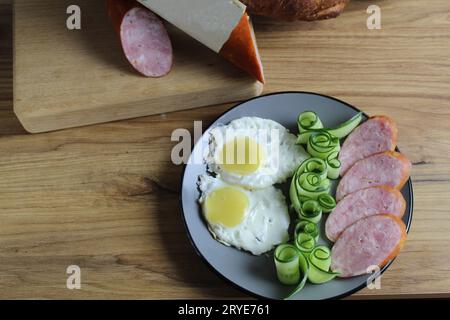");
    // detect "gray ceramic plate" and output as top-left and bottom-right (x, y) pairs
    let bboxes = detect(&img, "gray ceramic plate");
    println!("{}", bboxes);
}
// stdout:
(180, 92), (413, 300)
